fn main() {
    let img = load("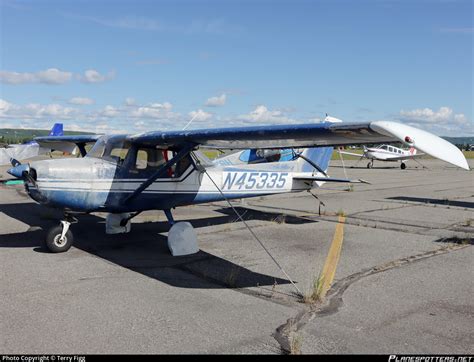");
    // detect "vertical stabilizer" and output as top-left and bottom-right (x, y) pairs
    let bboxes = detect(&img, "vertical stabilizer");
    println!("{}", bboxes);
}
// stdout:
(296, 147), (334, 173)
(48, 123), (64, 136)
